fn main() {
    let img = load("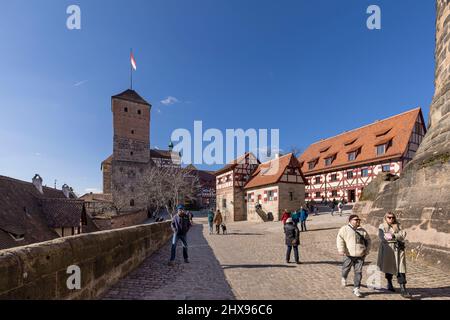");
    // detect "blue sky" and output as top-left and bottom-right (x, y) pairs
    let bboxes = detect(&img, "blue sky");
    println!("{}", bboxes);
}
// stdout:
(0, 0), (436, 195)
